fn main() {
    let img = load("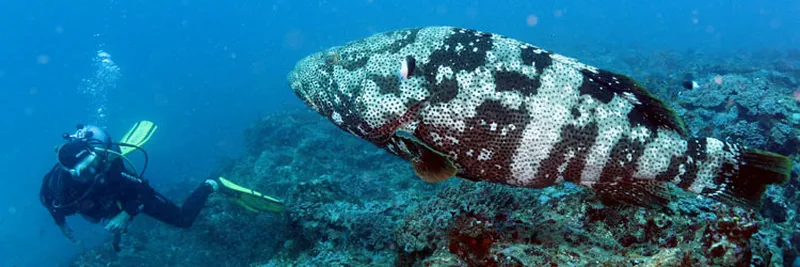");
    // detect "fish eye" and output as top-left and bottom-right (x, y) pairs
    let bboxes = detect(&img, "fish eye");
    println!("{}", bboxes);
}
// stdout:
(324, 51), (340, 65)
